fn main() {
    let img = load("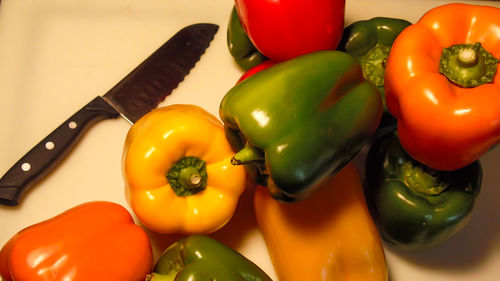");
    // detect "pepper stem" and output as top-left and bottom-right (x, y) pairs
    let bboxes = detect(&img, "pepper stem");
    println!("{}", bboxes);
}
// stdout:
(145, 273), (176, 281)
(360, 44), (391, 87)
(458, 47), (478, 67)
(231, 144), (264, 165)
(439, 42), (499, 88)
(401, 162), (448, 195)
(178, 167), (202, 188)
(166, 156), (207, 196)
